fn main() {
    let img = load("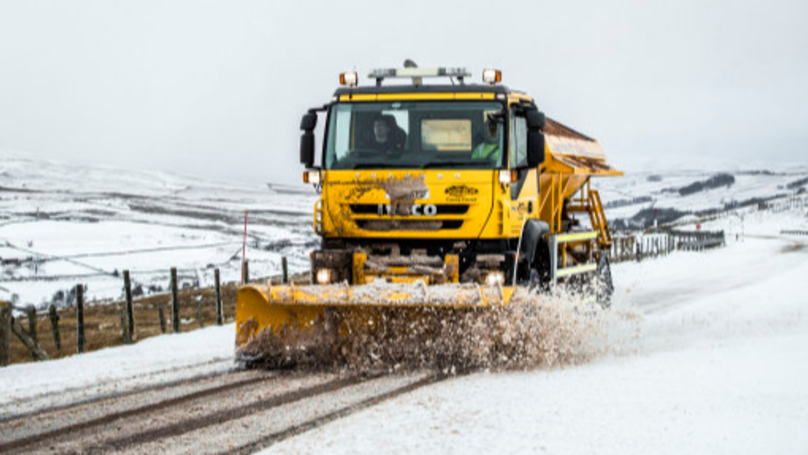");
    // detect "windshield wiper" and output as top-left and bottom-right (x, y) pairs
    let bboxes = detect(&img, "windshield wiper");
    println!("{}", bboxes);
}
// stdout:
(349, 163), (406, 170)
(421, 161), (488, 169)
